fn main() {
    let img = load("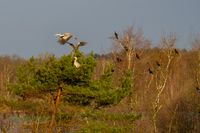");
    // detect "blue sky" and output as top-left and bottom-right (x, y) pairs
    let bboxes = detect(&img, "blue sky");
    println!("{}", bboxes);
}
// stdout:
(0, 0), (200, 57)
